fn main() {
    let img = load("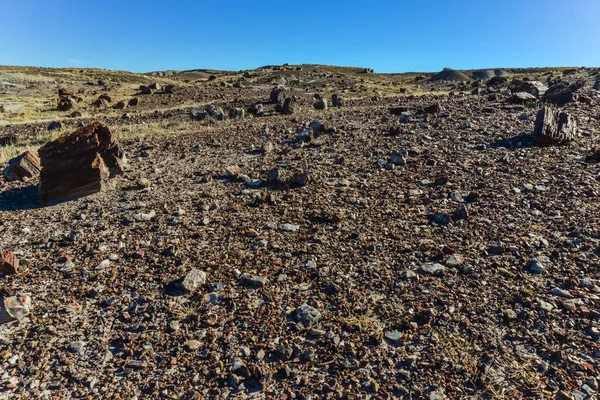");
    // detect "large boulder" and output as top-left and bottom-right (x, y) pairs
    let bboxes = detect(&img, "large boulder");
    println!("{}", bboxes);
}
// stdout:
(594, 80), (600, 91)
(513, 80), (548, 97)
(38, 121), (126, 203)
(533, 106), (578, 145)
(3, 151), (41, 182)
(543, 83), (573, 106)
